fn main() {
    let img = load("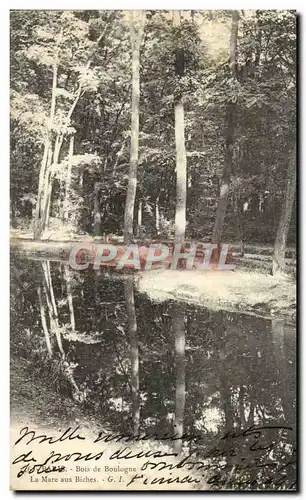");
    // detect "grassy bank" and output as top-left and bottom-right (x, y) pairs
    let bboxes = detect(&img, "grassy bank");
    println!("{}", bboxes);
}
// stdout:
(136, 269), (296, 323)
